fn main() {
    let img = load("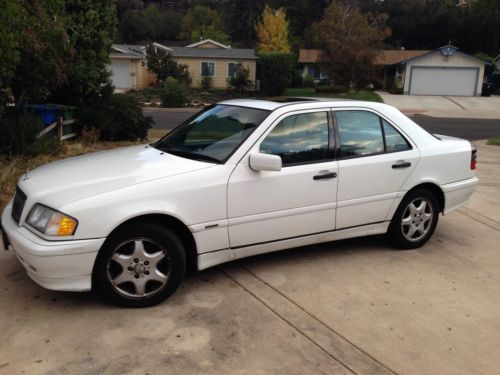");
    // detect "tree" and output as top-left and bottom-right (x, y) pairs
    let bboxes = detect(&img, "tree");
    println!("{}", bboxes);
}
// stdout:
(258, 53), (293, 96)
(180, 5), (230, 44)
(7, 0), (72, 108)
(312, 1), (390, 89)
(146, 45), (190, 84)
(49, 0), (116, 105)
(255, 5), (291, 53)
(118, 4), (182, 43)
(228, 63), (251, 93)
